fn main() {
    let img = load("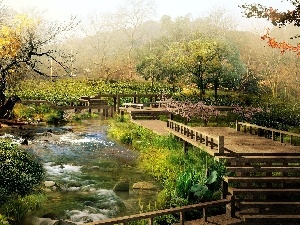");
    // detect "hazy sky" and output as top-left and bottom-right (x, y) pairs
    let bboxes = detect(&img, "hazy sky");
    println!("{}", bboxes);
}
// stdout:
(3, 0), (295, 31)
